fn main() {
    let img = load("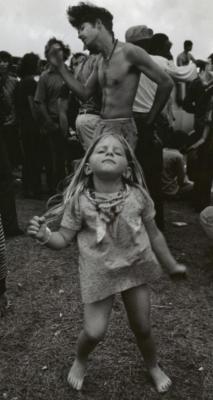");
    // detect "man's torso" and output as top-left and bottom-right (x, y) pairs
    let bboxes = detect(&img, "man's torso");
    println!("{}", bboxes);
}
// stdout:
(97, 42), (140, 119)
